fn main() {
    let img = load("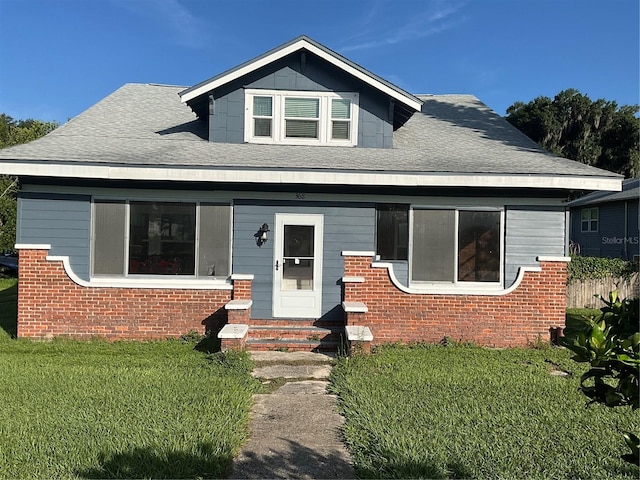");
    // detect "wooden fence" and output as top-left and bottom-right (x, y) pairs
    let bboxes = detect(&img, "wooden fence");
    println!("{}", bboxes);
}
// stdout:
(567, 273), (640, 308)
